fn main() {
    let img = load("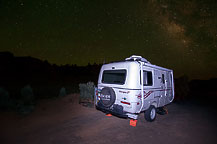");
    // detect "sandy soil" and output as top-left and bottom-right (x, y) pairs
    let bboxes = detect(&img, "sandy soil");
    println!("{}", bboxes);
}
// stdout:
(1, 94), (217, 144)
